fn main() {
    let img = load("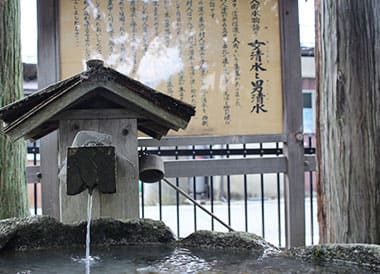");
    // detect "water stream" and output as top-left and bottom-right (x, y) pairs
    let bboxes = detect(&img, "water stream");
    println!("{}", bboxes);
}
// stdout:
(85, 192), (93, 274)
